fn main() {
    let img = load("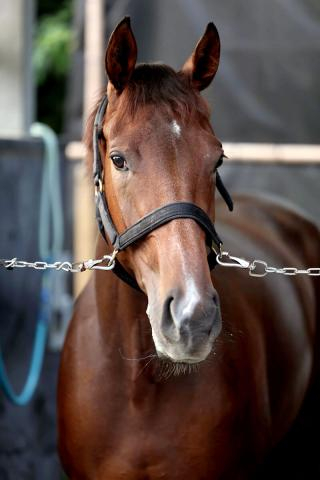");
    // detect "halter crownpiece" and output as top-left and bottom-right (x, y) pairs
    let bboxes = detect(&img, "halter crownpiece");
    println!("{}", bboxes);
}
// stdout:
(93, 94), (233, 291)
